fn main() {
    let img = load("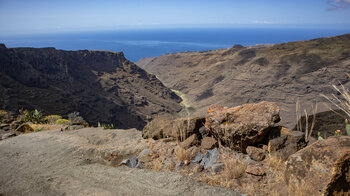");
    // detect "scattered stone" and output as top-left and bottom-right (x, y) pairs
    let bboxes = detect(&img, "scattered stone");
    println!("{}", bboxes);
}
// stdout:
(268, 131), (307, 160)
(142, 116), (205, 140)
(184, 160), (189, 165)
(175, 161), (183, 171)
(193, 164), (204, 173)
(2, 127), (9, 131)
(200, 148), (219, 169)
(121, 157), (138, 168)
(212, 163), (224, 173)
(205, 101), (280, 152)
(135, 162), (143, 169)
(15, 124), (34, 133)
(181, 134), (199, 149)
(246, 146), (266, 161)
(285, 136), (350, 196)
(0, 124), (9, 129)
(192, 153), (204, 163)
(245, 164), (265, 176)
(199, 126), (209, 138)
(201, 137), (217, 150)
(1, 132), (16, 140)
